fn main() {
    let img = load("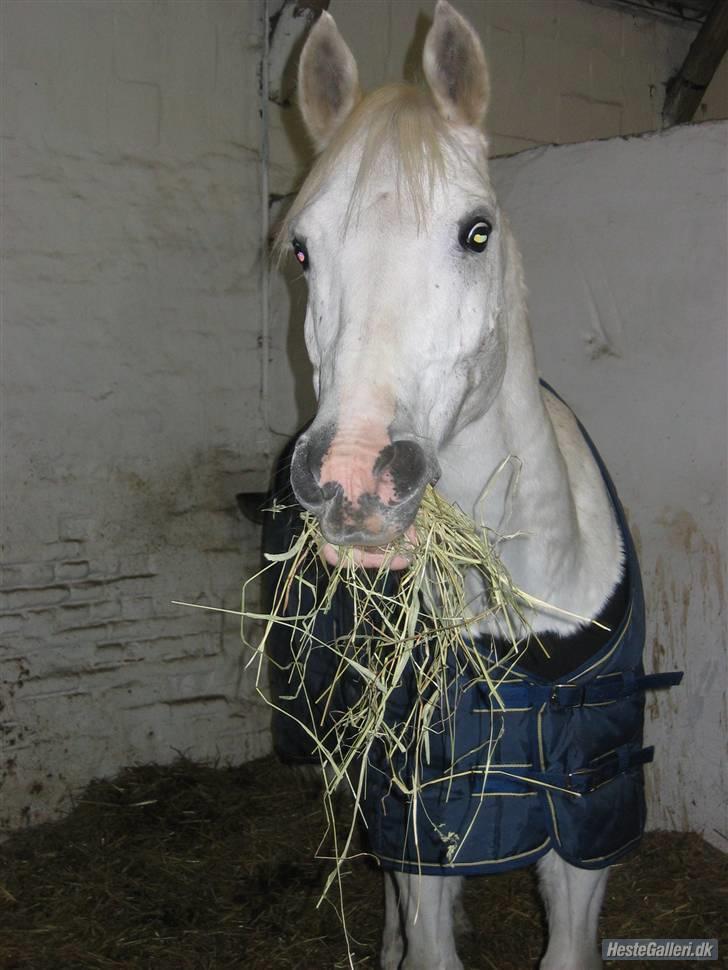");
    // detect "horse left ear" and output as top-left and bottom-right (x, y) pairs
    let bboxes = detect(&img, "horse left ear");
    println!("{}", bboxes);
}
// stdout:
(298, 11), (361, 151)
(423, 0), (489, 127)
